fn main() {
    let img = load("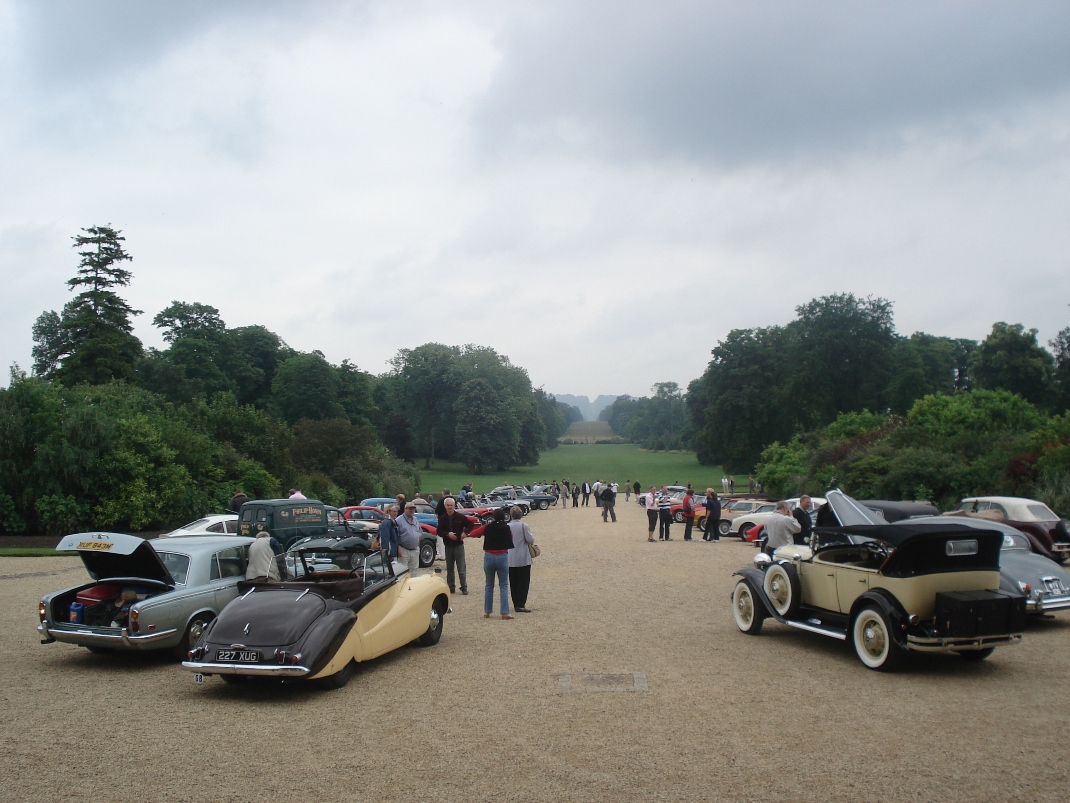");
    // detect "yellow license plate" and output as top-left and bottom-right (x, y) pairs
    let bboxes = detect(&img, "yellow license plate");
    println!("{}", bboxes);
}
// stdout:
(77, 541), (113, 551)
